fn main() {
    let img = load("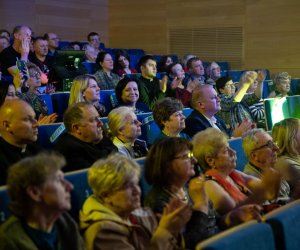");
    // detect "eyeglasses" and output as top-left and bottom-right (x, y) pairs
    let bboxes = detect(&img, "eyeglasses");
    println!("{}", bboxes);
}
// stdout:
(30, 72), (41, 80)
(174, 152), (195, 160)
(225, 83), (236, 89)
(252, 140), (278, 152)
